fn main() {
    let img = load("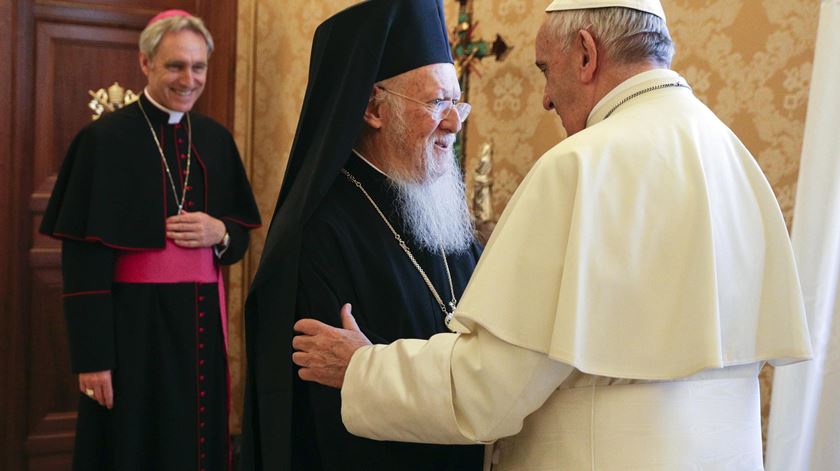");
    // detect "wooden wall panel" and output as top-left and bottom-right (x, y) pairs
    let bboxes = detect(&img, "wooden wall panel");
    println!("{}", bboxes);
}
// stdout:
(0, 0), (25, 468)
(33, 22), (146, 192)
(38, 0), (193, 10)
(3, 0), (35, 469)
(26, 19), (148, 469)
(195, 0), (239, 127)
